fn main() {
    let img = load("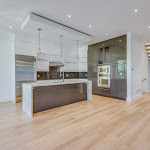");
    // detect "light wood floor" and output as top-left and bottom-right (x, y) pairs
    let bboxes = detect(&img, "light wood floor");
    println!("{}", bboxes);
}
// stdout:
(1, 94), (150, 150)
